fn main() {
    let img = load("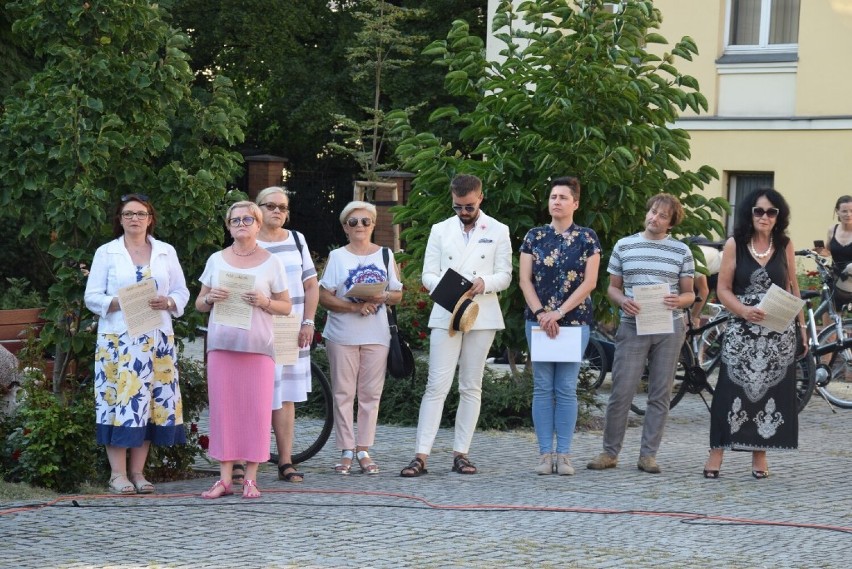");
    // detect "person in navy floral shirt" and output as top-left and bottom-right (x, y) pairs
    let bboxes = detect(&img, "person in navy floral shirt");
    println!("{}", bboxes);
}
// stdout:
(519, 176), (601, 476)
